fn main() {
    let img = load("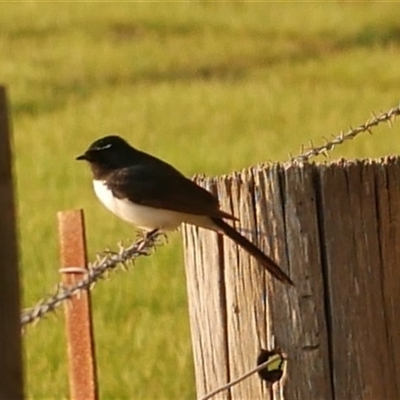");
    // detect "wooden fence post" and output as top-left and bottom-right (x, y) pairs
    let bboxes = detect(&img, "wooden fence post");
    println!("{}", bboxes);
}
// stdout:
(58, 210), (98, 400)
(182, 159), (400, 400)
(0, 86), (24, 400)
